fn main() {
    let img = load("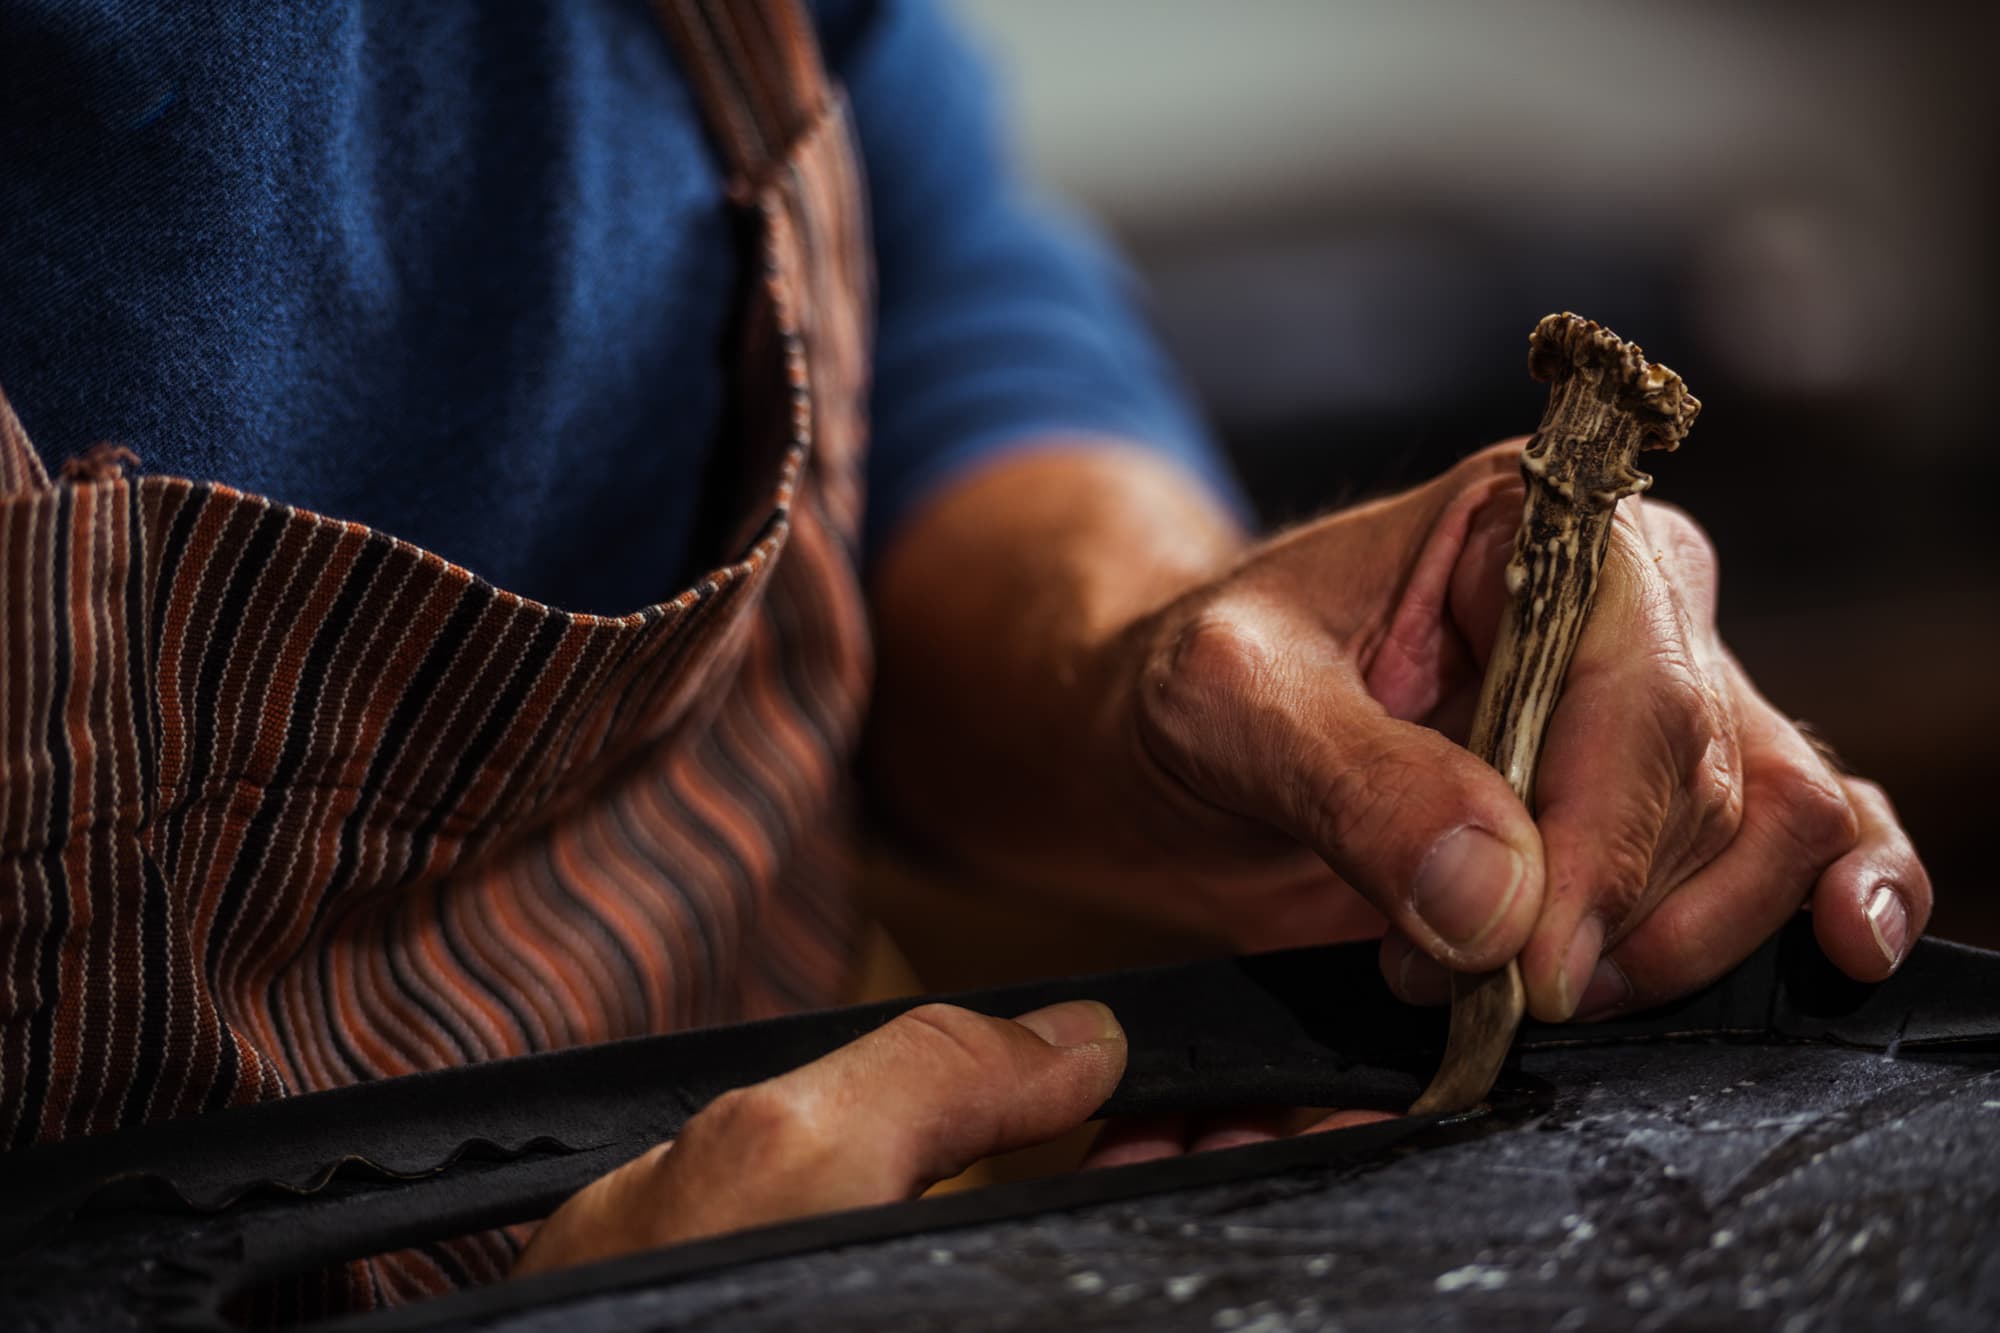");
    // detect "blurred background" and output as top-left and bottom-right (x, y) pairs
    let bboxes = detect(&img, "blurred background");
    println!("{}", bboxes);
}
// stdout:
(870, 0), (2000, 990)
